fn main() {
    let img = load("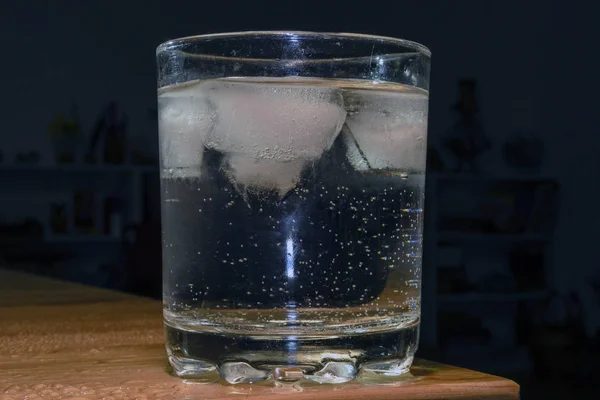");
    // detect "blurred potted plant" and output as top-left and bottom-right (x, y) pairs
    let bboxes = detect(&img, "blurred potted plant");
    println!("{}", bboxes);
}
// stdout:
(48, 109), (81, 164)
